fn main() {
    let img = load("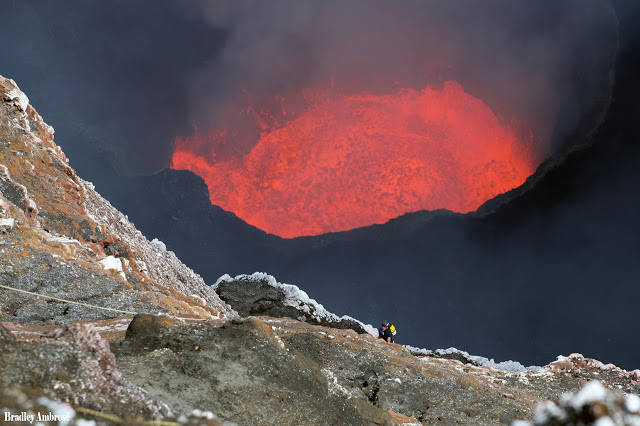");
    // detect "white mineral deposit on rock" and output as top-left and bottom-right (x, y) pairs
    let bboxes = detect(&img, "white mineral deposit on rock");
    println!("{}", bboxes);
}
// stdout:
(2, 78), (29, 111)
(0, 218), (15, 229)
(99, 255), (126, 281)
(150, 238), (167, 251)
